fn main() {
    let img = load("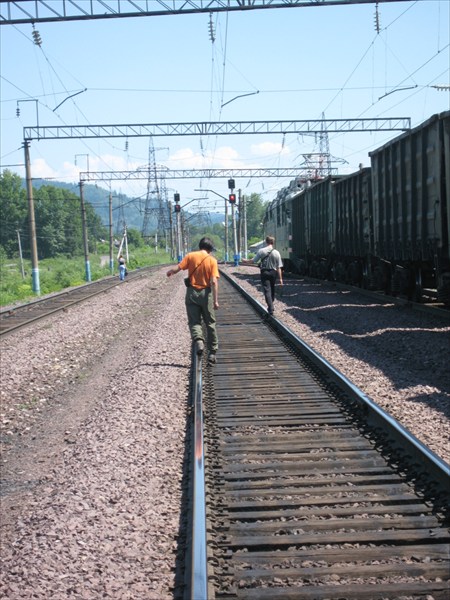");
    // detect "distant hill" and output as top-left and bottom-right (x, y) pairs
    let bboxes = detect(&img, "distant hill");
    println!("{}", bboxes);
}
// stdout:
(24, 179), (224, 233)
(27, 179), (149, 231)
